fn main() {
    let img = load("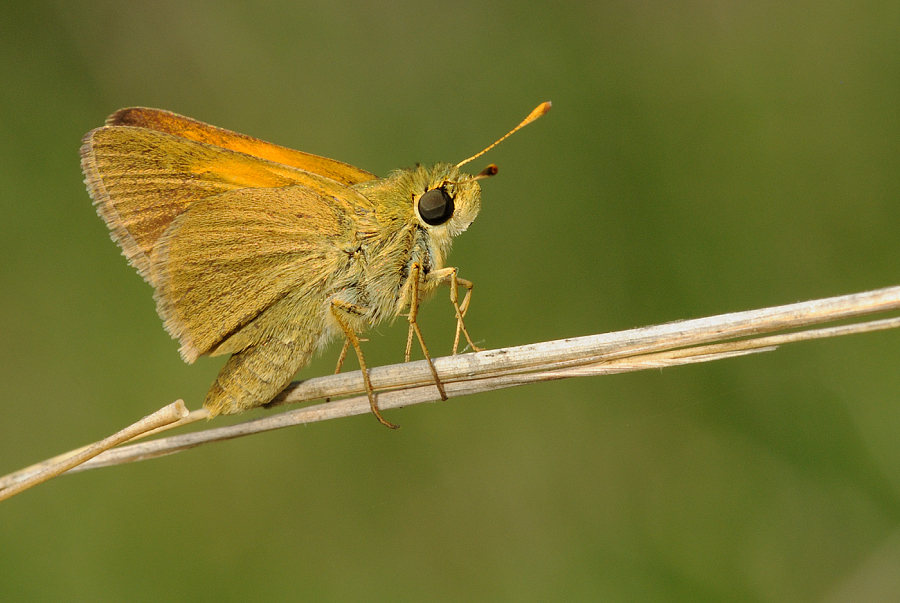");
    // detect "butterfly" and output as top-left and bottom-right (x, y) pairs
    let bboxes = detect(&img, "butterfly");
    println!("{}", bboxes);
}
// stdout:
(80, 103), (550, 428)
